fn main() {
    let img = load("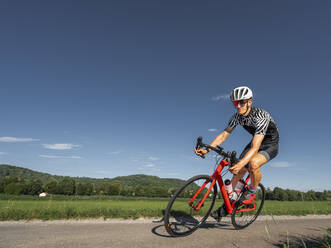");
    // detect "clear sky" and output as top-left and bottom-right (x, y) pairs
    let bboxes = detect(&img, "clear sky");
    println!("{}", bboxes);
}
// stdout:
(0, 1), (330, 191)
